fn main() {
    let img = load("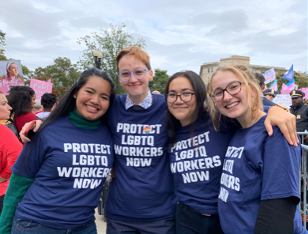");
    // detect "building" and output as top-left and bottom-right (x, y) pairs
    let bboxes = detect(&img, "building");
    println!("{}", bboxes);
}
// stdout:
(200, 55), (287, 84)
